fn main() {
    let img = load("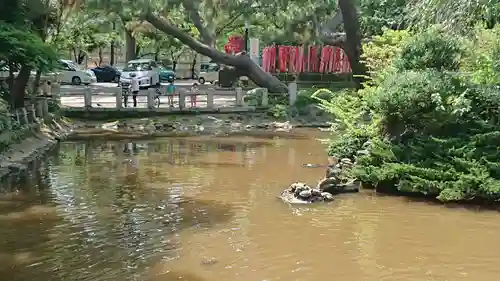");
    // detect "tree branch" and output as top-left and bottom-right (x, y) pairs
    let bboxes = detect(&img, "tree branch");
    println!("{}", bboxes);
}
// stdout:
(144, 12), (236, 65)
(215, 11), (244, 36)
(182, 0), (214, 45)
